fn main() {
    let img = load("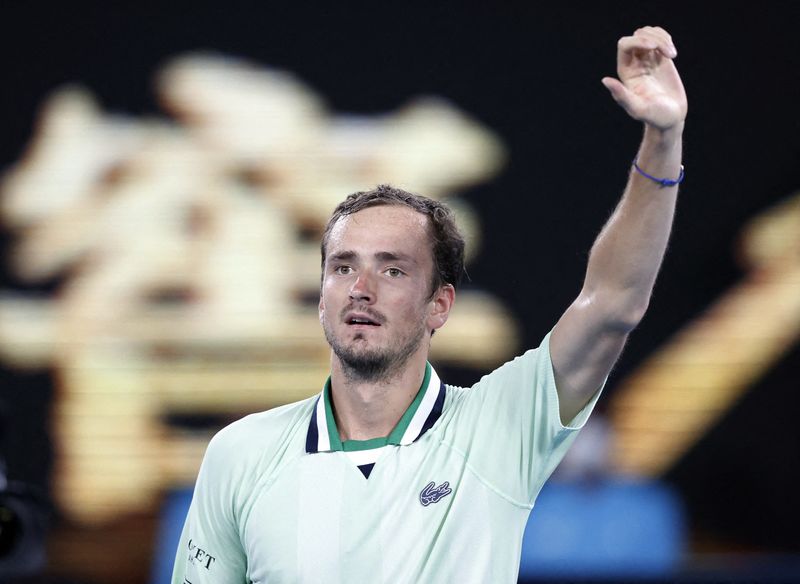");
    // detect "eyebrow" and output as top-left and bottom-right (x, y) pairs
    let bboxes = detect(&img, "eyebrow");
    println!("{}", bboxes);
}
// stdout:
(329, 251), (357, 263)
(374, 251), (416, 264)
(328, 250), (417, 264)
